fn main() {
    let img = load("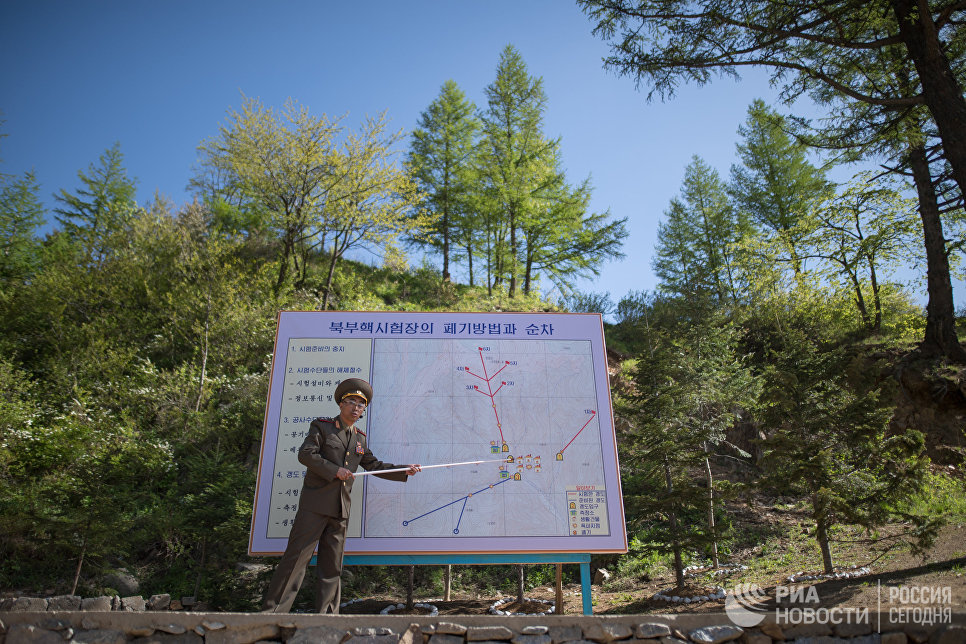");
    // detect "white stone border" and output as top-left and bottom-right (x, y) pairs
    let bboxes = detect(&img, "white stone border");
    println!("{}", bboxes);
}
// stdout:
(487, 597), (555, 615)
(379, 602), (439, 616)
(652, 586), (726, 604)
(786, 565), (871, 583)
(683, 563), (749, 578)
